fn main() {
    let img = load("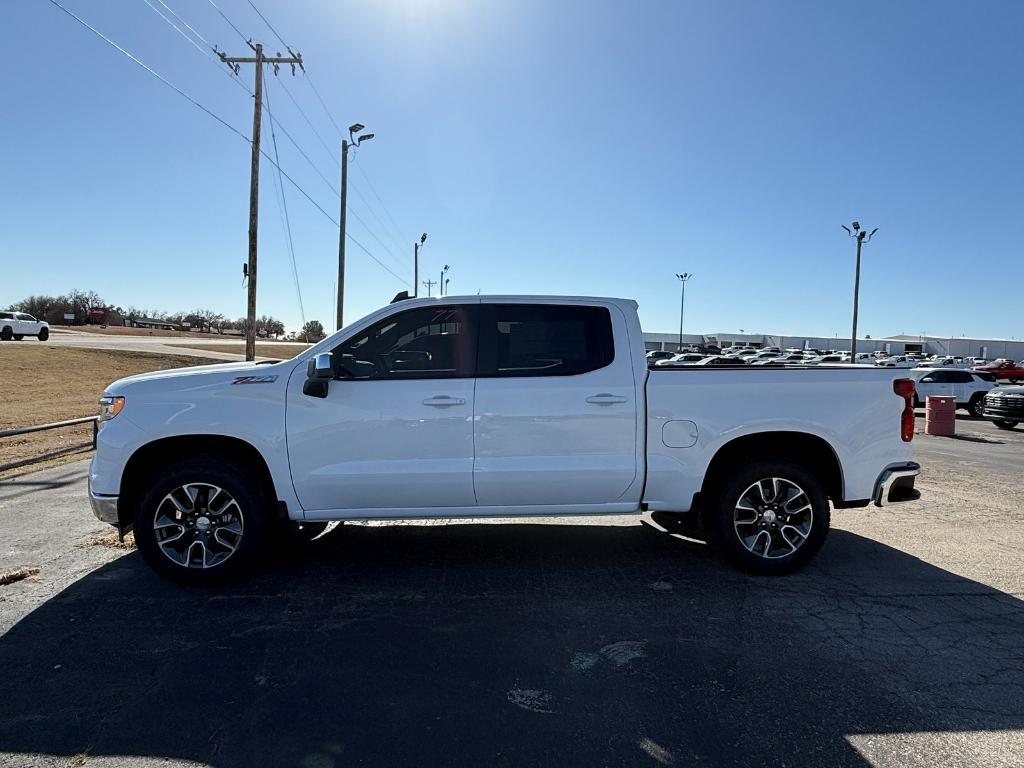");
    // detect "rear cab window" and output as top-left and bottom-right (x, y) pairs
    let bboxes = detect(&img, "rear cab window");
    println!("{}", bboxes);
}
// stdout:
(477, 304), (614, 377)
